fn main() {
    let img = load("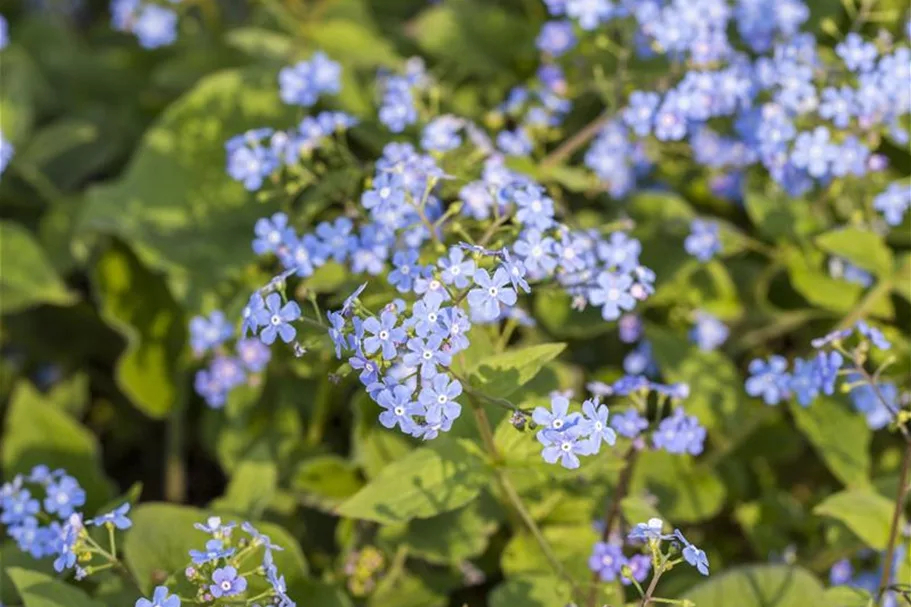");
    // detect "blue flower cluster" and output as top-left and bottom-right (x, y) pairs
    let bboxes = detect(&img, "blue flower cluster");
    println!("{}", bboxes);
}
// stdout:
(1, 466), (131, 576)
(537, 0), (911, 213)
(225, 112), (358, 192)
(533, 395), (618, 469)
(377, 59), (429, 133)
(627, 517), (710, 576)
(588, 540), (651, 584)
(164, 516), (297, 607)
(279, 52), (342, 107)
(829, 544), (906, 607)
(745, 321), (898, 427)
(110, 0), (181, 49)
(190, 309), (272, 408)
